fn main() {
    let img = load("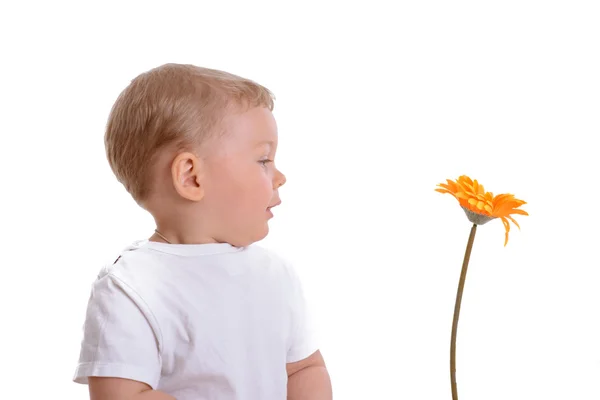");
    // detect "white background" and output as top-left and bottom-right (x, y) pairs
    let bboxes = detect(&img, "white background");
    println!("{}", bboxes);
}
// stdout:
(1, 1), (599, 399)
